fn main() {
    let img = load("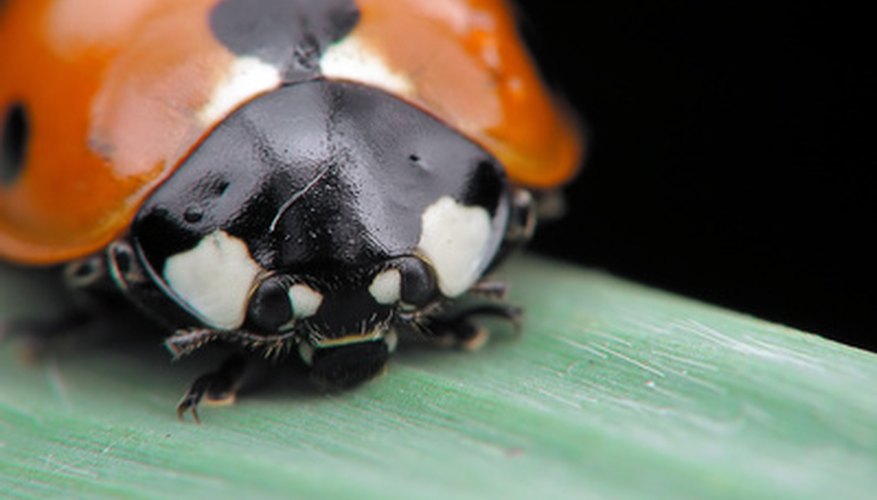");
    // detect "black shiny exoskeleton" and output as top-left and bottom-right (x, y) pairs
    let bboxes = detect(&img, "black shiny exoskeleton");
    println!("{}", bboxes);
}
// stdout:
(63, 79), (534, 421)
